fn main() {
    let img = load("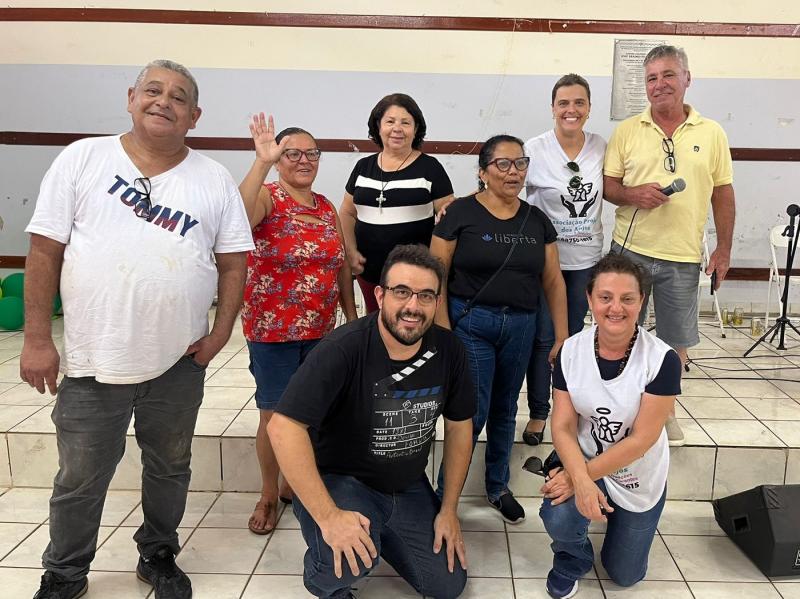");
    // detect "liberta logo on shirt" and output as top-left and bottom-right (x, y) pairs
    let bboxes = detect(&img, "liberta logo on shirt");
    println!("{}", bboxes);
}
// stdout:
(481, 232), (538, 244)
(107, 175), (200, 237)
